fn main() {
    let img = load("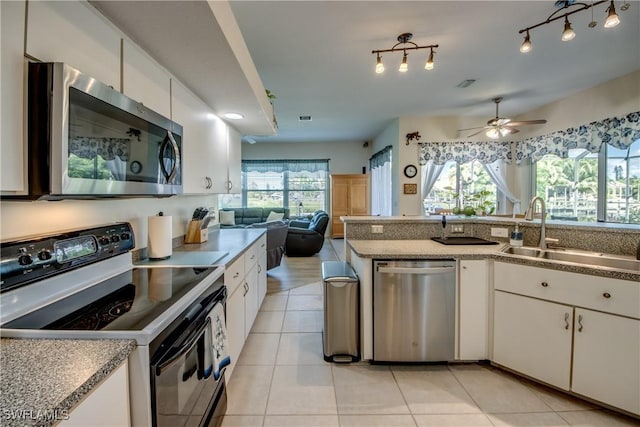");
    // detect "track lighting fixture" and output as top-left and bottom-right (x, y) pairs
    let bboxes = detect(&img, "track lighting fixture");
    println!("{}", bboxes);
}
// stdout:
(518, 0), (627, 52)
(371, 33), (439, 74)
